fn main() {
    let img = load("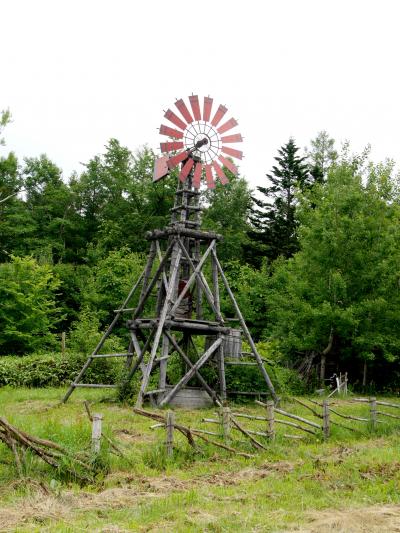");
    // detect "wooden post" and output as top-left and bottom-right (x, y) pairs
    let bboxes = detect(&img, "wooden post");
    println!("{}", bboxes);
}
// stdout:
(370, 397), (377, 431)
(165, 411), (175, 457)
(322, 400), (330, 439)
(136, 245), (182, 408)
(344, 372), (348, 395)
(220, 406), (231, 441)
(158, 334), (169, 391)
(218, 336), (227, 402)
(91, 414), (103, 454)
(266, 400), (275, 440)
(61, 332), (66, 358)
